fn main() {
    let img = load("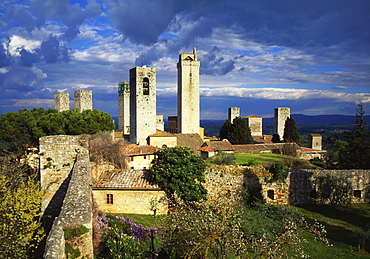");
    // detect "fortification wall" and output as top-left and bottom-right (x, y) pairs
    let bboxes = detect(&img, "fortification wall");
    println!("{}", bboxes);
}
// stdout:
(43, 153), (93, 258)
